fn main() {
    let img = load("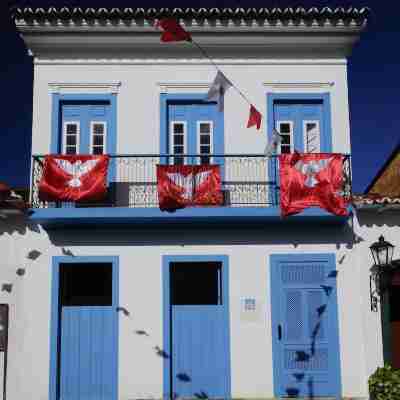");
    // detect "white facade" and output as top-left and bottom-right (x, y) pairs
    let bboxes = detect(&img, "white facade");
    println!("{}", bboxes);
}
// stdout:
(1, 214), (391, 400)
(2, 6), (379, 400)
